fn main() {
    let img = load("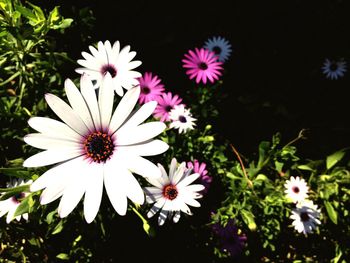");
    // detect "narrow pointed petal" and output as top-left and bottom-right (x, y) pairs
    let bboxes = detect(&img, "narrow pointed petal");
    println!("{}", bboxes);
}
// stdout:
(98, 73), (115, 129)
(24, 133), (80, 150)
(121, 101), (157, 129)
(177, 173), (200, 188)
(125, 155), (161, 178)
(23, 149), (82, 168)
(118, 140), (168, 156)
